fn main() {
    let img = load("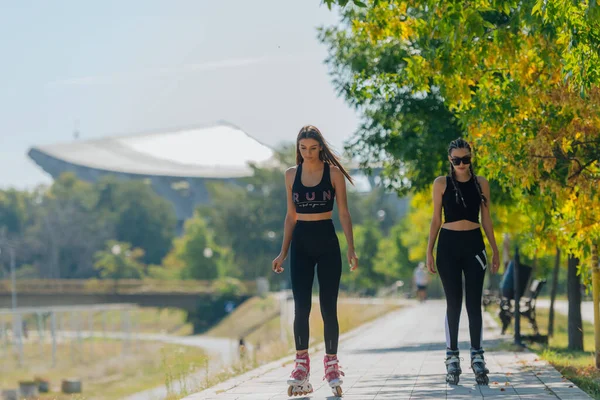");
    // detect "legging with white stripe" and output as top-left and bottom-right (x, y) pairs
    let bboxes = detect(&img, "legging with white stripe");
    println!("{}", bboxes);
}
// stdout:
(436, 227), (487, 351)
